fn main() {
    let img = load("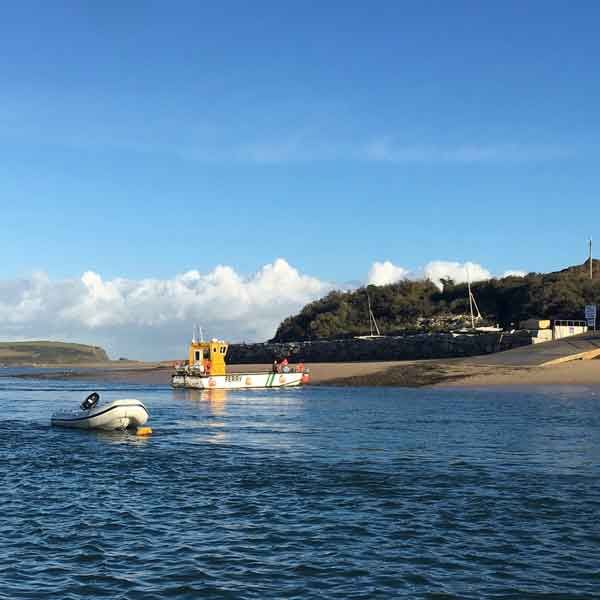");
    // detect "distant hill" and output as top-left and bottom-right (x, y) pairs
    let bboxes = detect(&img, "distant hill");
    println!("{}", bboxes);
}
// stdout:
(0, 341), (110, 365)
(272, 259), (600, 342)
